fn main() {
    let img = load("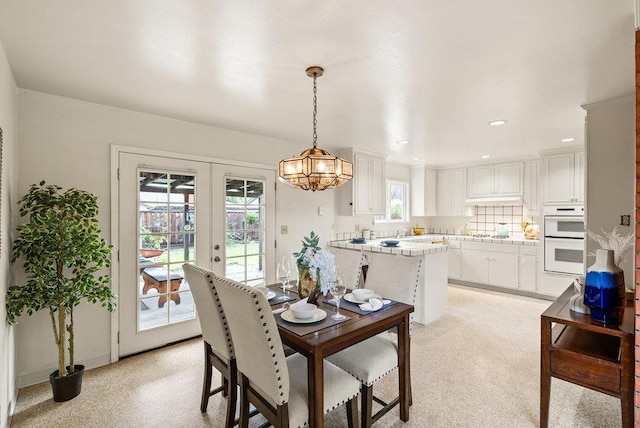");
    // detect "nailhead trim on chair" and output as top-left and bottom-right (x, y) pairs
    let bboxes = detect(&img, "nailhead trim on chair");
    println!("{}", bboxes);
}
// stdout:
(205, 272), (235, 358)
(217, 277), (289, 404)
